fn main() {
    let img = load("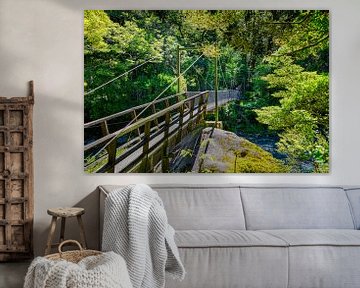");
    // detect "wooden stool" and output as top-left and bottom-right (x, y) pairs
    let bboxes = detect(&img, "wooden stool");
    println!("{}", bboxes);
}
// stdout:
(45, 207), (87, 255)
